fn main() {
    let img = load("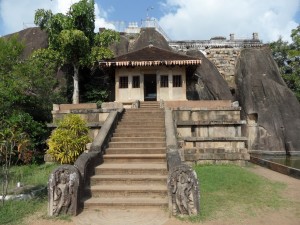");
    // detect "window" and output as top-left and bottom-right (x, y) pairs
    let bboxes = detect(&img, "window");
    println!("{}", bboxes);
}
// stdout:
(132, 76), (140, 88)
(160, 75), (168, 87)
(173, 75), (182, 87)
(119, 76), (128, 88)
